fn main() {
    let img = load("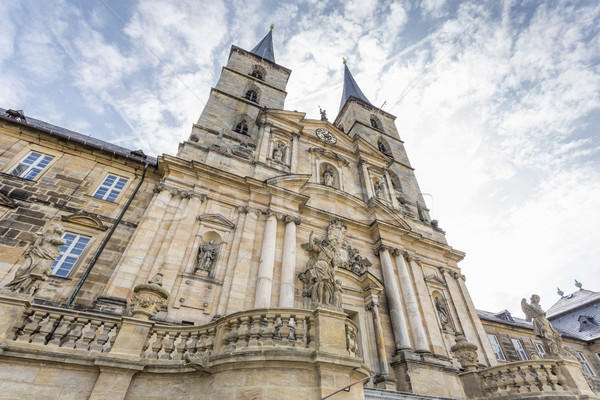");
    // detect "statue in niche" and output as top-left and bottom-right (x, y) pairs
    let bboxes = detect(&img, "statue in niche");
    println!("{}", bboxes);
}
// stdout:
(5, 223), (67, 296)
(299, 220), (347, 308)
(272, 141), (286, 163)
(522, 294), (566, 357)
(435, 297), (451, 330)
(196, 238), (223, 275)
(374, 180), (384, 198)
(322, 165), (335, 187)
